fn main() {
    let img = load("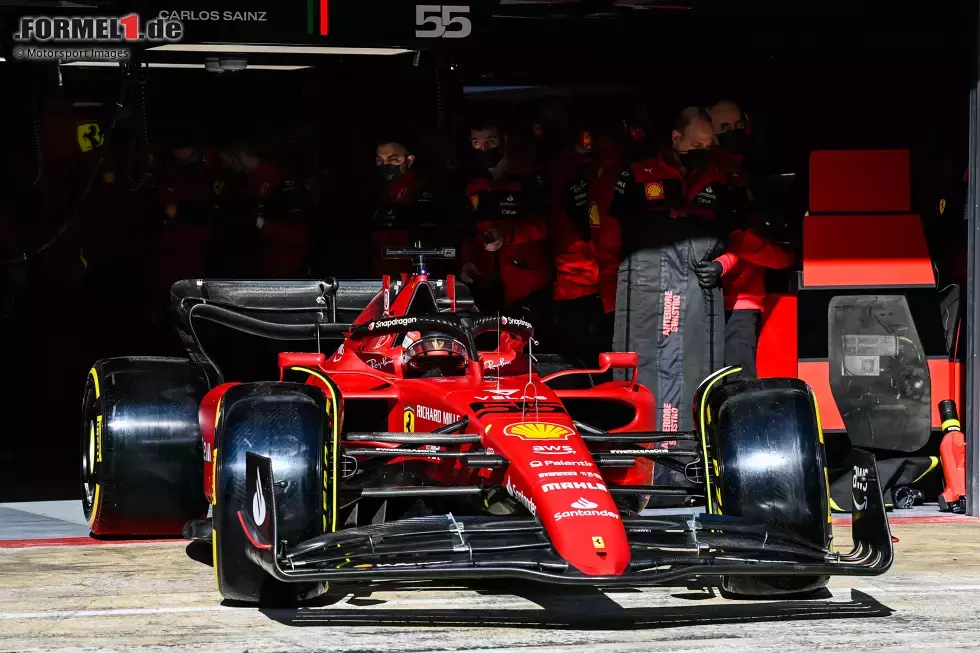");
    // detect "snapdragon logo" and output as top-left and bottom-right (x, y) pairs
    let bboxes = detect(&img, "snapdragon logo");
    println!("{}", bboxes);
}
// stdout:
(500, 316), (532, 330)
(368, 316), (418, 331)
